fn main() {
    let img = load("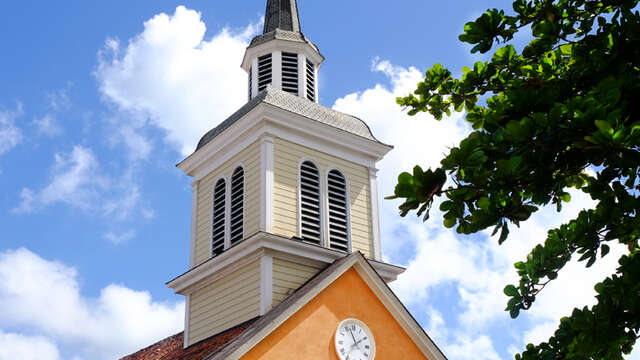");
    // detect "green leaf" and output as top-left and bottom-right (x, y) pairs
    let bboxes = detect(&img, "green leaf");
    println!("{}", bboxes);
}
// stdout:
(477, 197), (491, 210)
(504, 285), (519, 297)
(443, 217), (457, 228)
